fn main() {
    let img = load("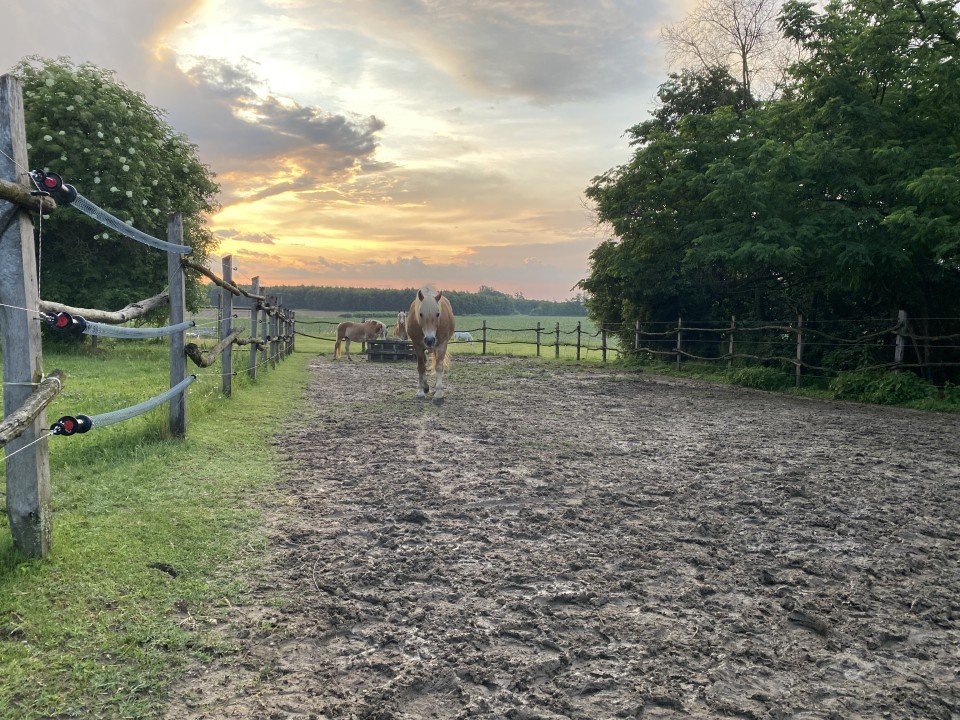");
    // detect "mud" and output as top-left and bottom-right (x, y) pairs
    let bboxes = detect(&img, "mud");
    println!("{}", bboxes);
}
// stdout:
(166, 355), (960, 719)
